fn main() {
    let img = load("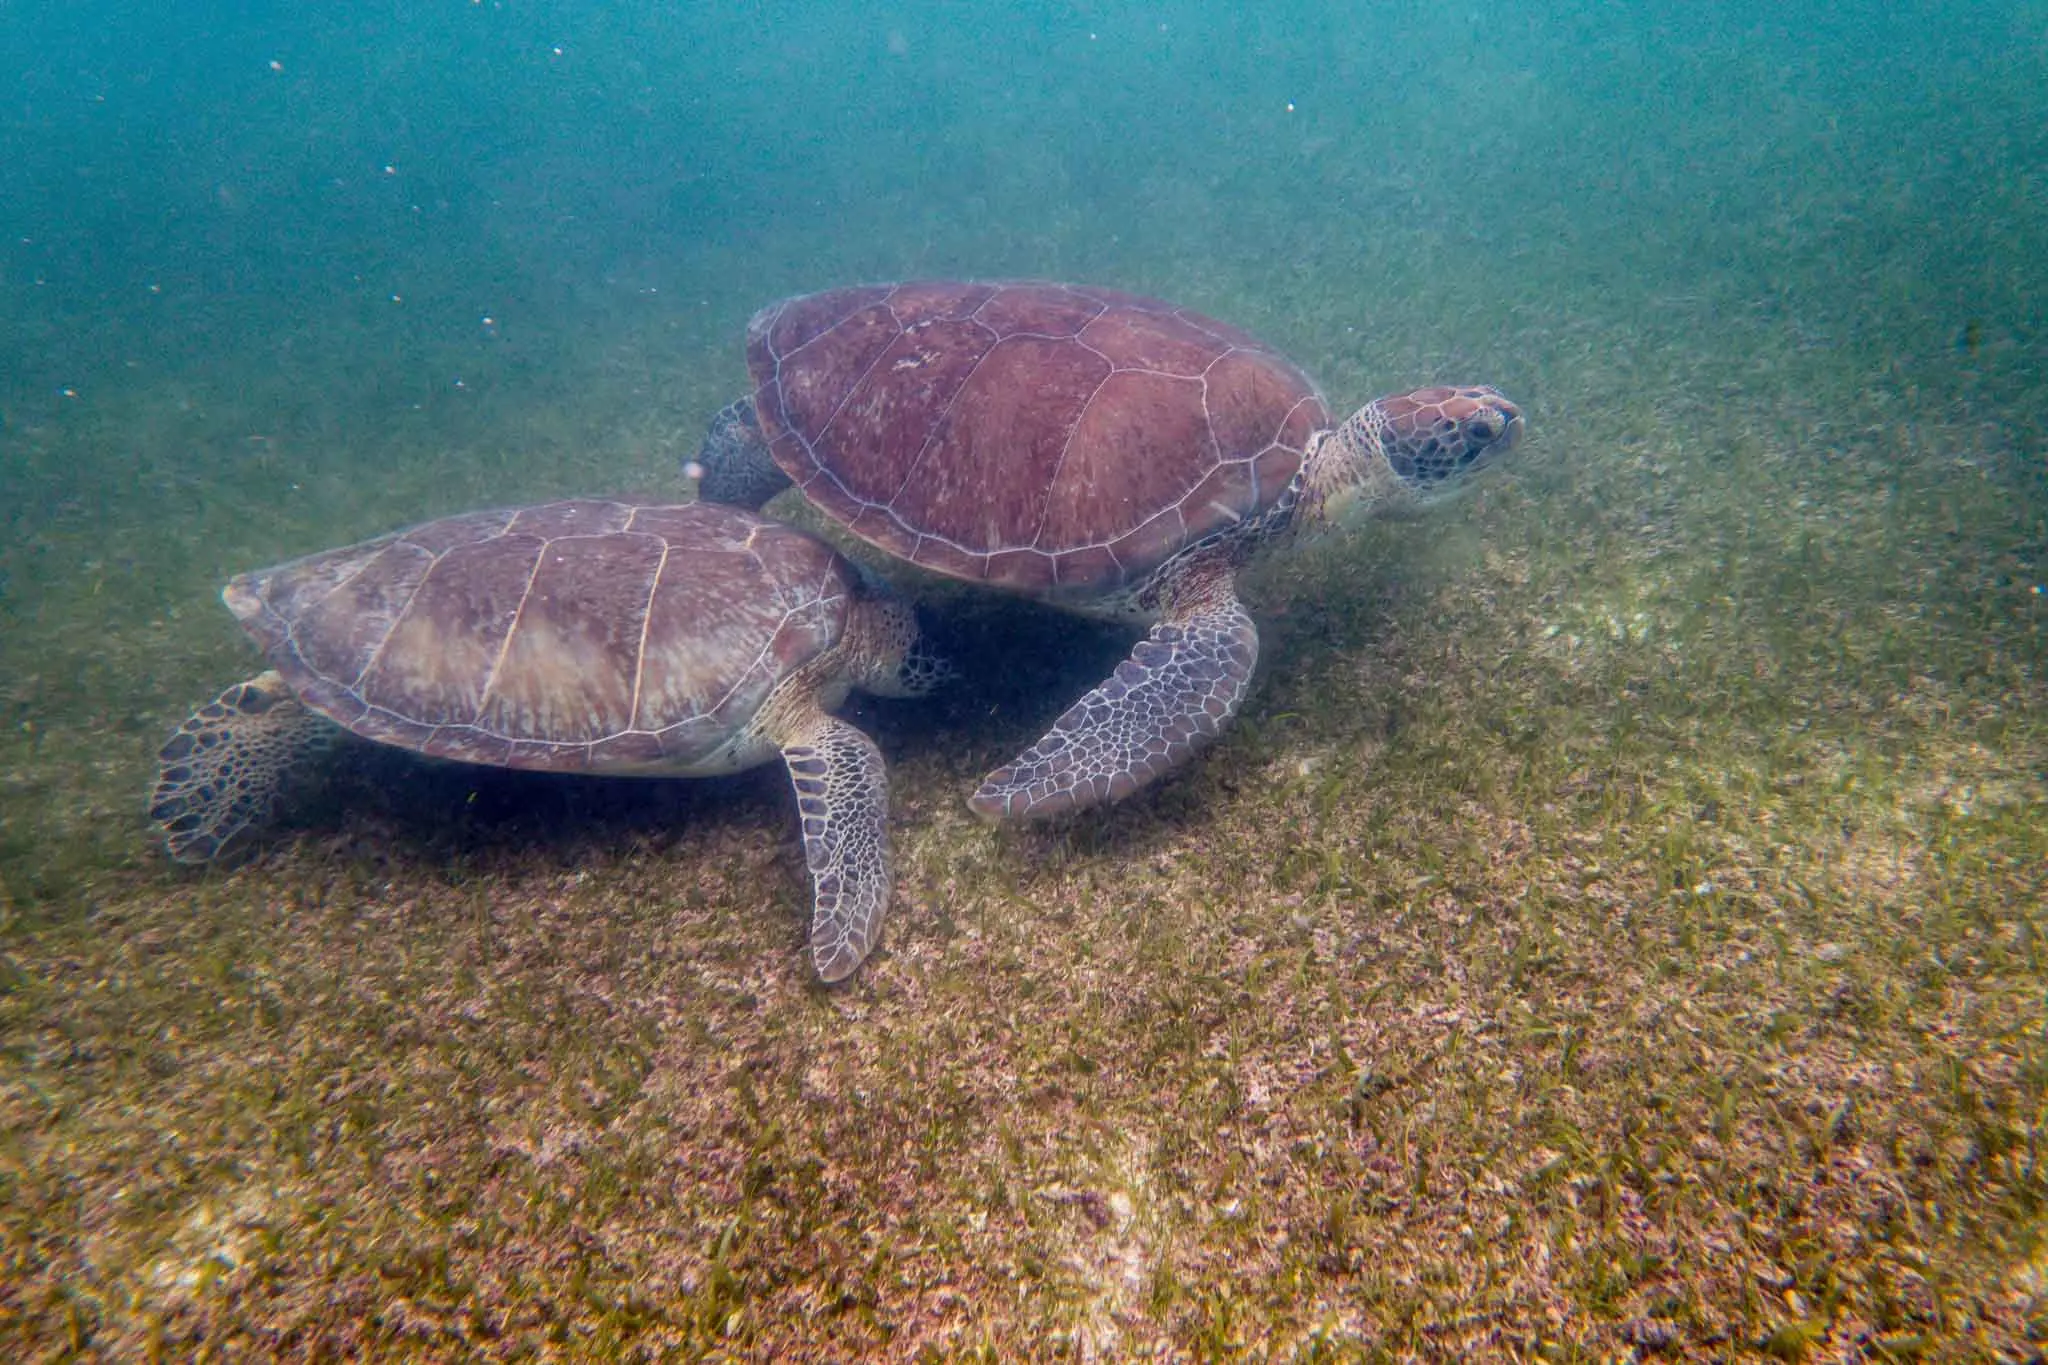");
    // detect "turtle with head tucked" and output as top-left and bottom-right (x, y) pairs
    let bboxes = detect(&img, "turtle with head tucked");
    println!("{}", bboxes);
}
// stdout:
(149, 498), (944, 981)
(696, 280), (1524, 820)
